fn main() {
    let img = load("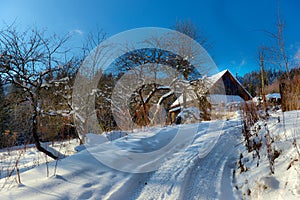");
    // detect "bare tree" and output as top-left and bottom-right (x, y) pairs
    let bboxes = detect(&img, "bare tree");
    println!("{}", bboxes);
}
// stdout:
(0, 25), (70, 159)
(276, 4), (290, 80)
(111, 20), (213, 127)
(261, 1), (290, 79)
(258, 47), (268, 116)
(39, 59), (80, 142)
(72, 29), (110, 143)
(173, 19), (211, 52)
(258, 1), (297, 112)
